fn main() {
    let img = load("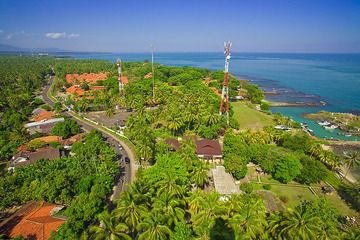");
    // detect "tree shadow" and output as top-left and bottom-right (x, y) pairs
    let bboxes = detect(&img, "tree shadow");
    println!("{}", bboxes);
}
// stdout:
(210, 217), (234, 240)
